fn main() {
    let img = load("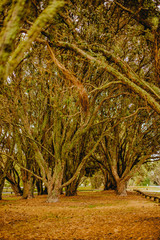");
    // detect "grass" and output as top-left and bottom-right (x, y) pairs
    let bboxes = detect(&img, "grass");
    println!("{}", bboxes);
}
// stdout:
(128, 186), (160, 191)
(87, 204), (98, 208)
